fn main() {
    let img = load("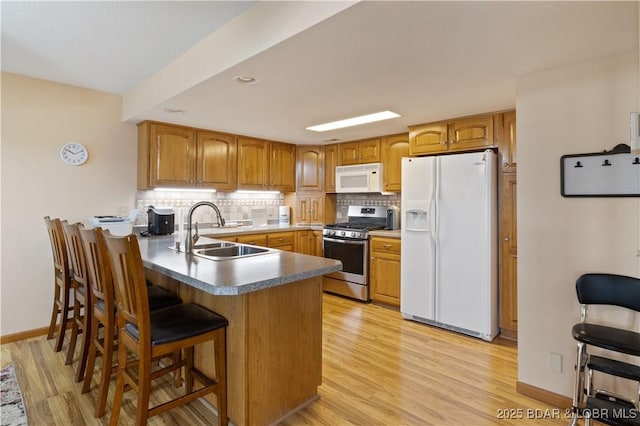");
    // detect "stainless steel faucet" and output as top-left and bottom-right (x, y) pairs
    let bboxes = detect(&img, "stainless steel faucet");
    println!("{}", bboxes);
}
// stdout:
(185, 201), (225, 252)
